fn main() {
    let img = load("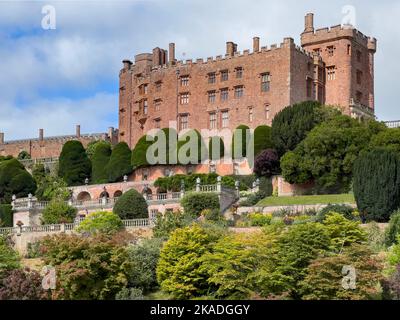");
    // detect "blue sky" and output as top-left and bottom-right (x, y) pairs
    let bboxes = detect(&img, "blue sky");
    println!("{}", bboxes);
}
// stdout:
(0, 0), (399, 140)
